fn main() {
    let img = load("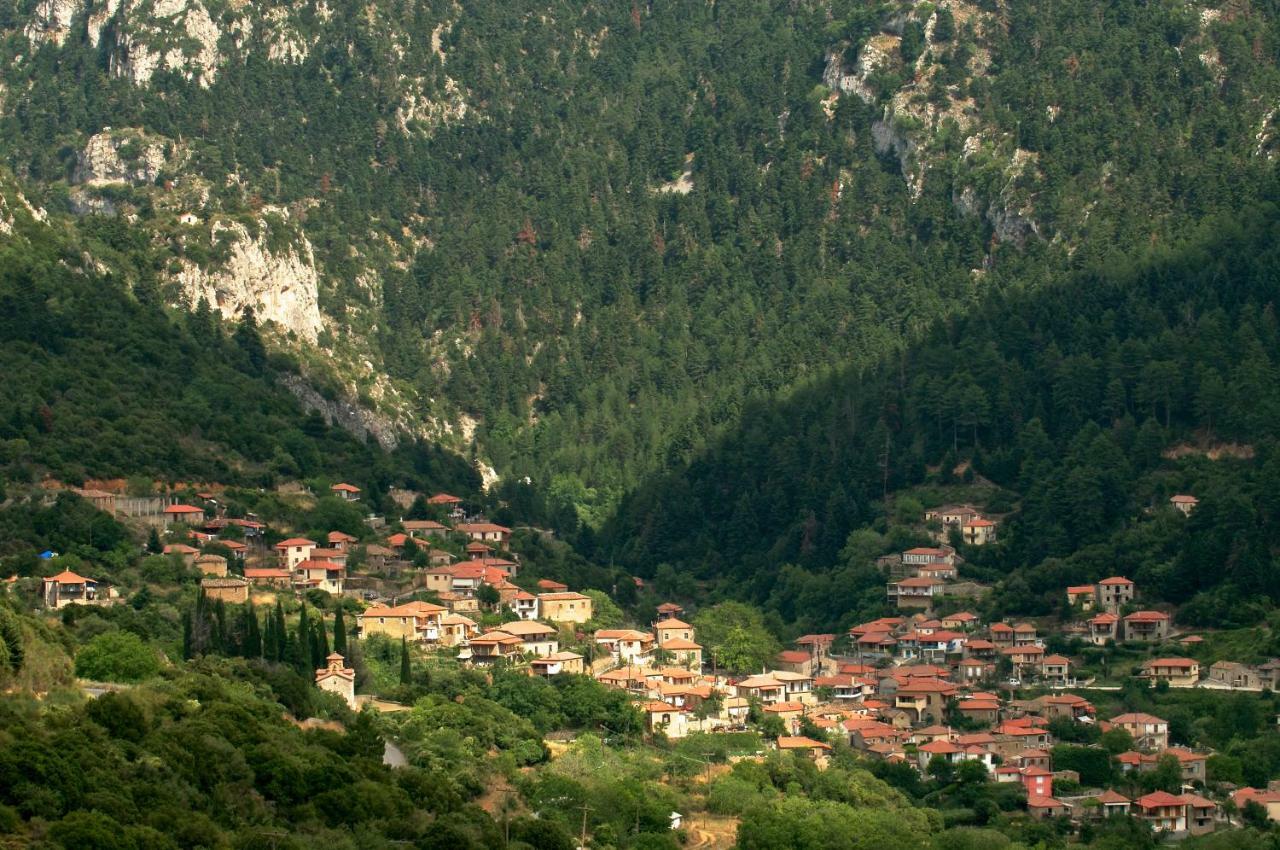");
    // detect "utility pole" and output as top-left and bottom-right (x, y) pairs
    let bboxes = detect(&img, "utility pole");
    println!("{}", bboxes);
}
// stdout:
(578, 803), (592, 850)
